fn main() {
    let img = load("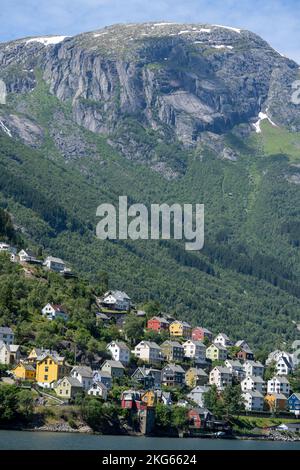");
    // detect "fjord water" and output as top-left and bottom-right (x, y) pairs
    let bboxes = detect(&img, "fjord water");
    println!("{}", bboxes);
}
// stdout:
(0, 431), (299, 450)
